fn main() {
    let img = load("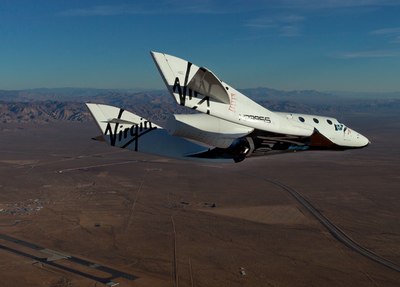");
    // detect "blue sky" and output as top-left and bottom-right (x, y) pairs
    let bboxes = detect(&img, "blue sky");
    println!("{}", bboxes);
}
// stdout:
(1, 0), (400, 92)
